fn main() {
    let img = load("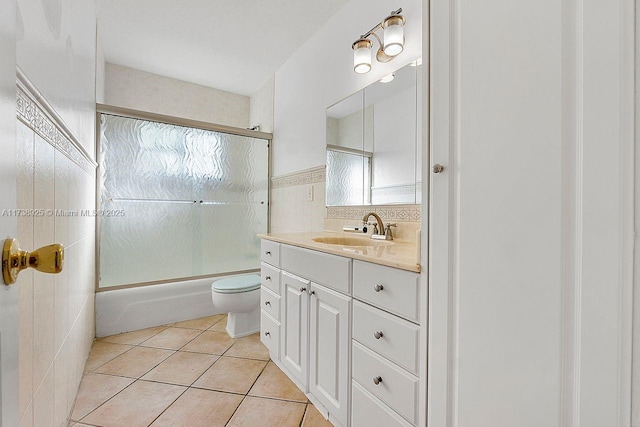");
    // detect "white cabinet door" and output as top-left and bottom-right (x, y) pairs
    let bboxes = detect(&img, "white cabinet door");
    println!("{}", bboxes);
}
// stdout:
(309, 282), (350, 427)
(280, 271), (309, 387)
